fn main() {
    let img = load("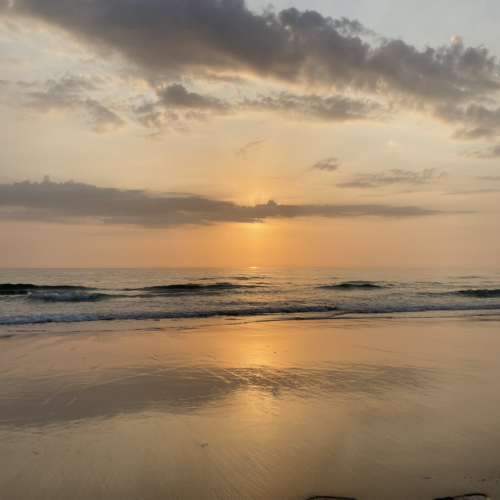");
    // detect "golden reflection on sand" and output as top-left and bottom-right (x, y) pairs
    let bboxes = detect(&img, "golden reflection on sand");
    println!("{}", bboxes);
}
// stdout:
(1, 318), (500, 500)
